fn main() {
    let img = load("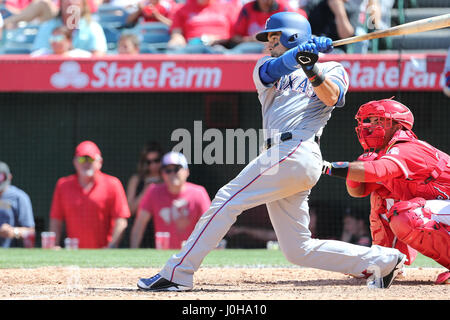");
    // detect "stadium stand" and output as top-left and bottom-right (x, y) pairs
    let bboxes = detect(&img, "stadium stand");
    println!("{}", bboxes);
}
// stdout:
(0, 0), (448, 55)
(95, 3), (130, 29)
(382, 0), (450, 53)
(133, 22), (170, 54)
(0, 23), (39, 54)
